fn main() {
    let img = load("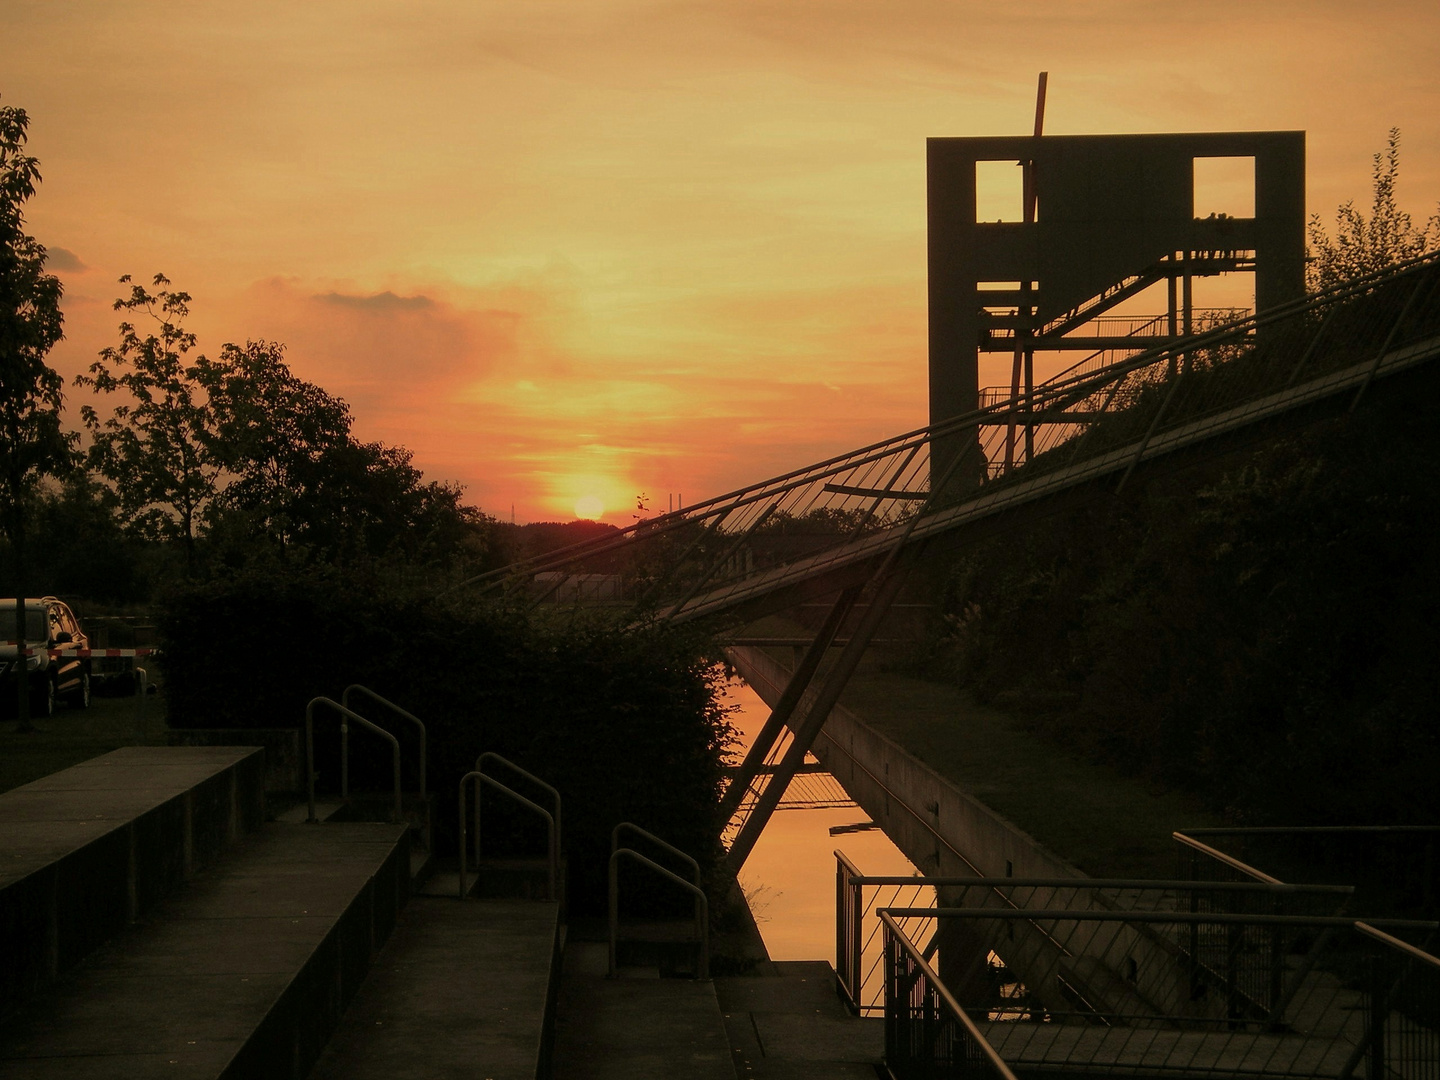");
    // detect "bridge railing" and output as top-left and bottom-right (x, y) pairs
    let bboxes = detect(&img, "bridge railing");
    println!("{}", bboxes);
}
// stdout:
(440, 251), (1440, 624)
(880, 906), (1440, 1080)
(1177, 826), (1440, 920)
(837, 852), (1355, 1020)
(880, 911), (1019, 1080)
